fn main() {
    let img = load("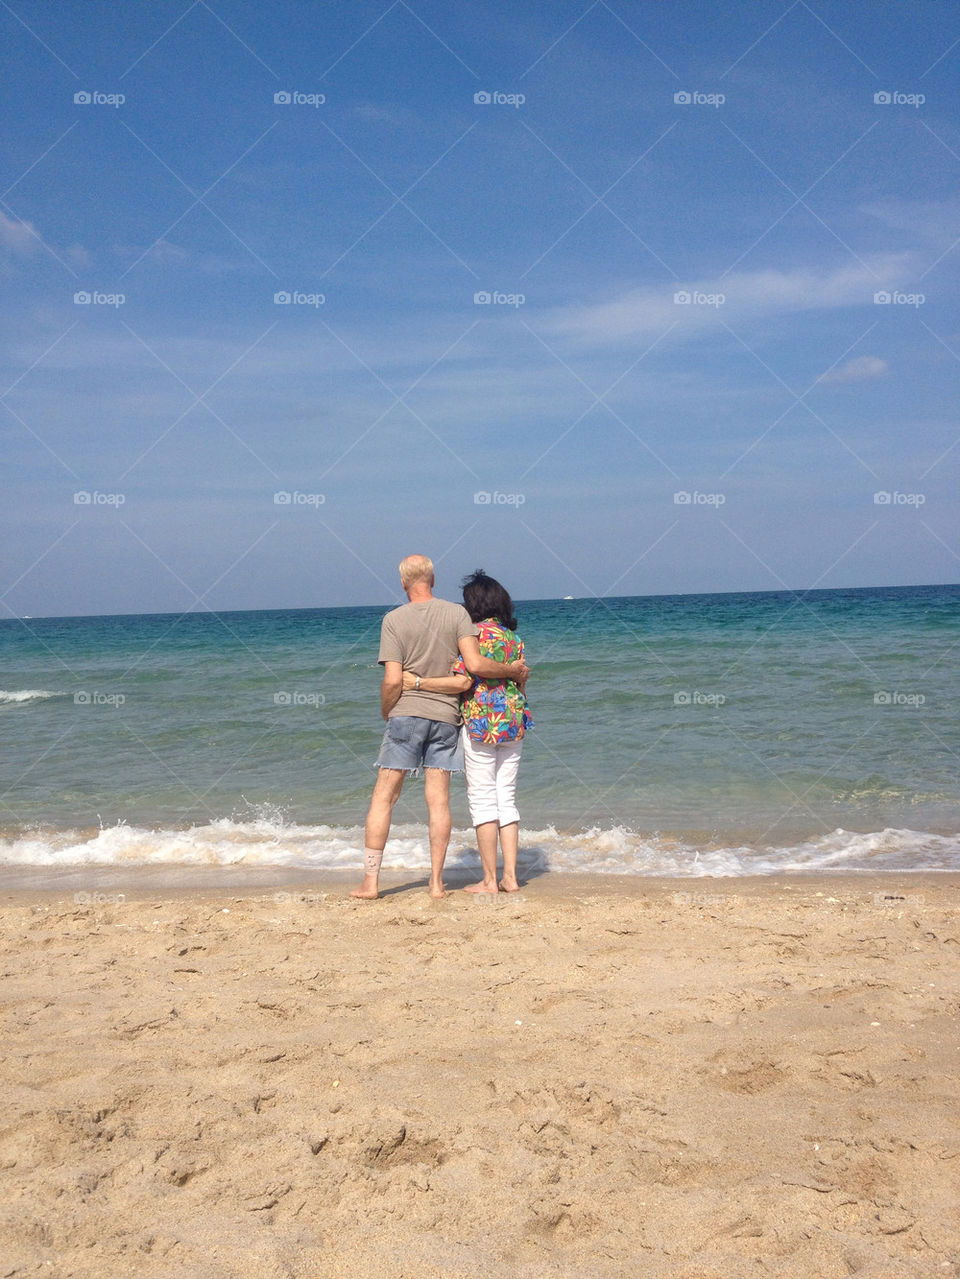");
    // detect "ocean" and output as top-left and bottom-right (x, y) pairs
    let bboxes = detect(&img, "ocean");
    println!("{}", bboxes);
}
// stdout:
(2, 584), (958, 877)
